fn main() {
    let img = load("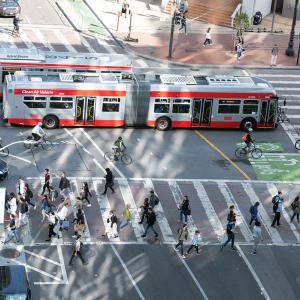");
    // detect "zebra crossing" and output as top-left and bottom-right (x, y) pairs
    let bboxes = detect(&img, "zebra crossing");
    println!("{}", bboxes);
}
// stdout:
(4, 177), (300, 247)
